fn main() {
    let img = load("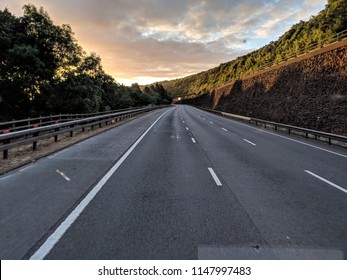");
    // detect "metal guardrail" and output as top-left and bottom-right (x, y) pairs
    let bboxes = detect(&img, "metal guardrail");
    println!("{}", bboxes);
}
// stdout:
(0, 106), (143, 134)
(194, 106), (347, 146)
(0, 106), (168, 159)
